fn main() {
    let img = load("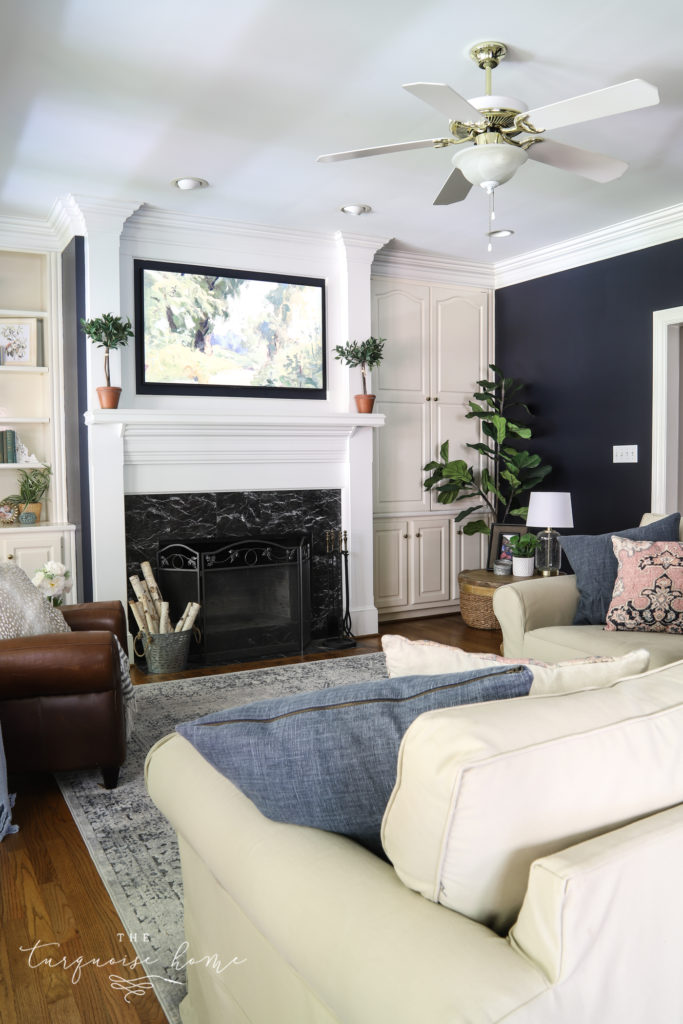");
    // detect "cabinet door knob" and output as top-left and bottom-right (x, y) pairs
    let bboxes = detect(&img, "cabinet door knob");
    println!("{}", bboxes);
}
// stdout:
(7, 554), (13, 559)
(433, 396), (439, 401)
(425, 396), (431, 401)
(415, 531), (422, 538)
(403, 533), (408, 539)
